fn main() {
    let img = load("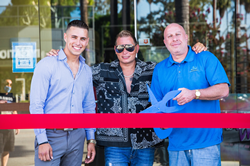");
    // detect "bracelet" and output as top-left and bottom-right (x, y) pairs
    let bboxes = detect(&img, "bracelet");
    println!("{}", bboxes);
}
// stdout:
(39, 141), (49, 145)
(87, 139), (96, 145)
